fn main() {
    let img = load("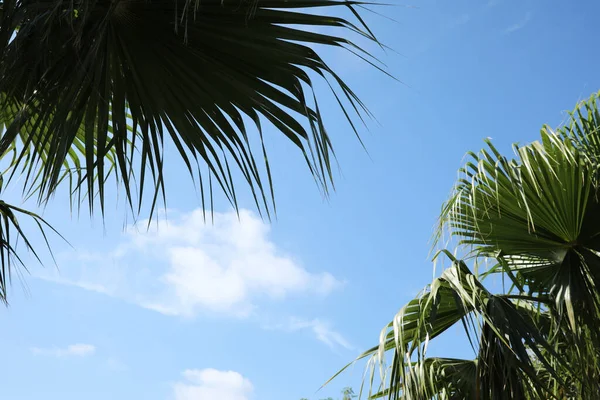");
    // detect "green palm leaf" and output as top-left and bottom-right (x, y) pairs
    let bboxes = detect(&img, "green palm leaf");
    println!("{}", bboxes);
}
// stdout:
(336, 254), (563, 399)
(0, 96), (119, 206)
(439, 92), (600, 372)
(336, 93), (600, 399)
(0, 0), (384, 218)
(0, 0), (386, 302)
(369, 358), (477, 400)
(0, 176), (63, 302)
